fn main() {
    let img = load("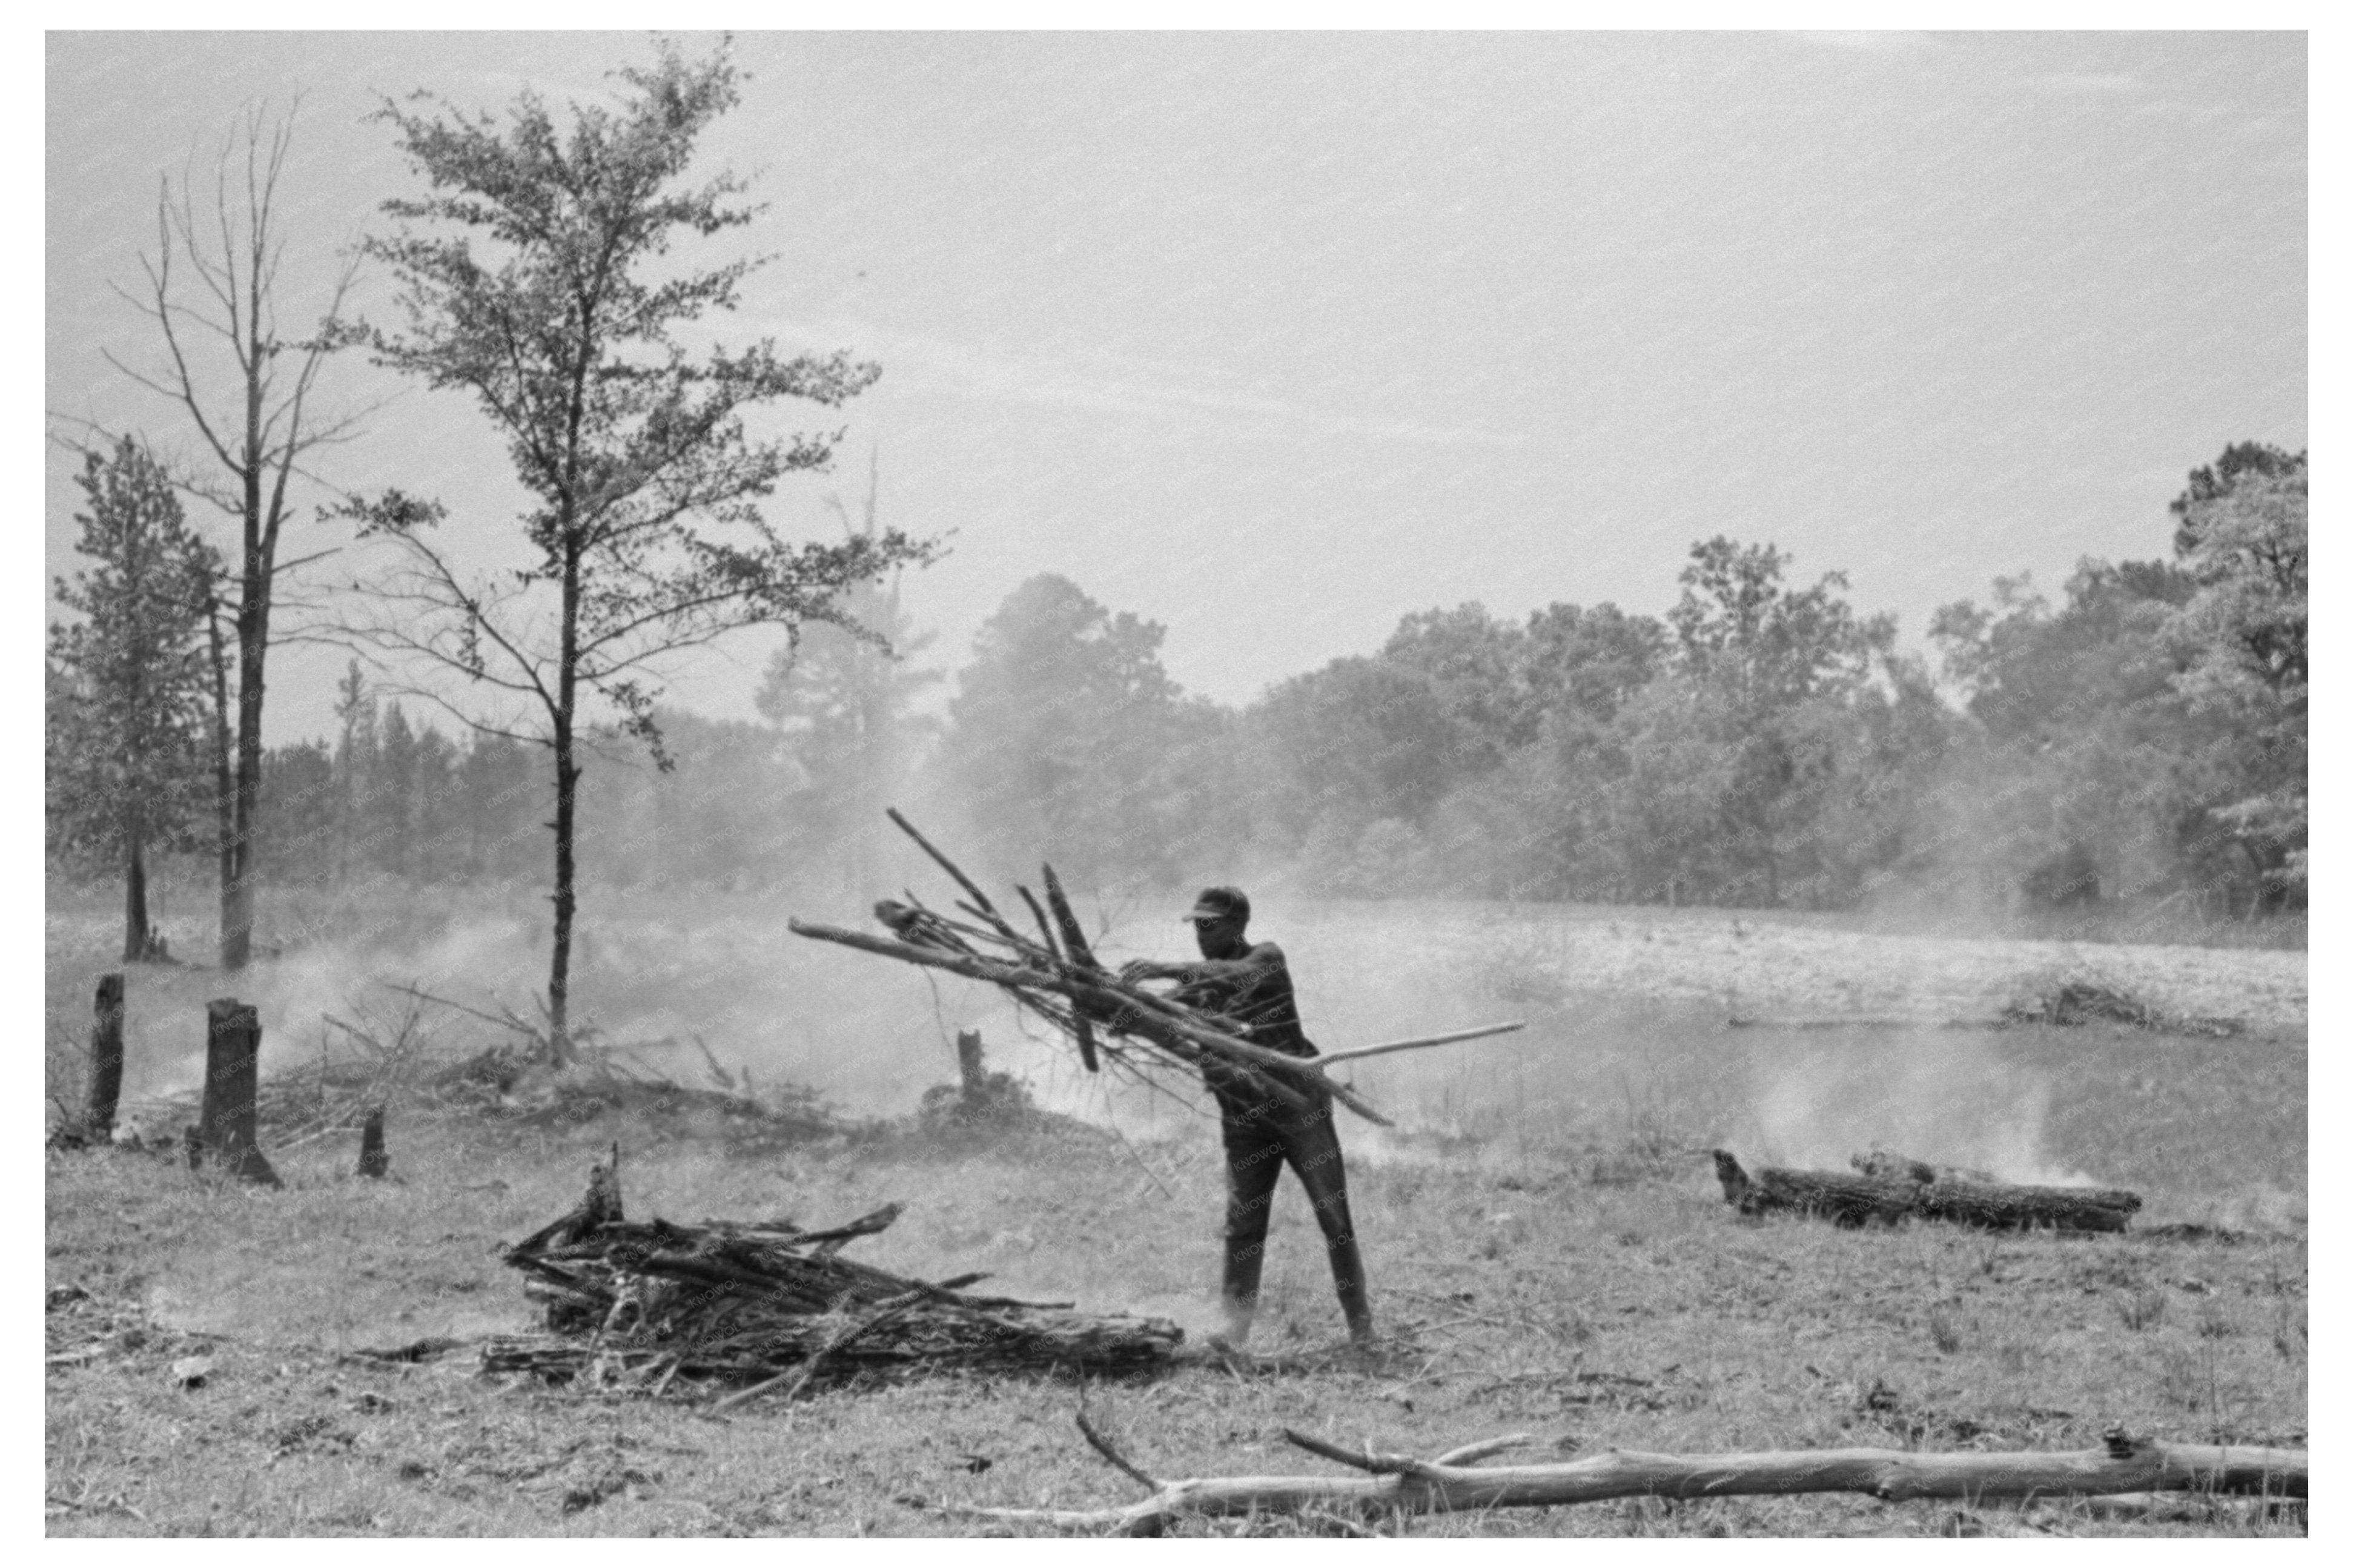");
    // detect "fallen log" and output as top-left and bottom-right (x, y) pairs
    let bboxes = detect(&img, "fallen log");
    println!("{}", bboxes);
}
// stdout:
(951, 1415), (2305, 1533)
(1712, 1151), (1918, 1227)
(1712, 1151), (2140, 1232)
